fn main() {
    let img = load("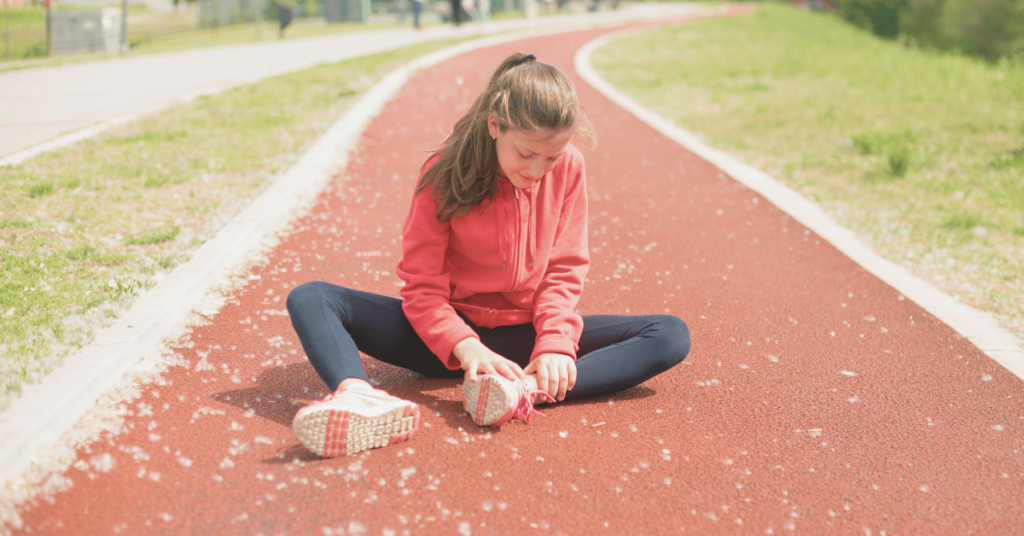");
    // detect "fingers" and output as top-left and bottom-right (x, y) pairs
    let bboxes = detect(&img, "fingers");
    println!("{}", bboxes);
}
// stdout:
(556, 361), (569, 401)
(464, 349), (525, 384)
(542, 364), (559, 401)
(495, 360), (523, 382)
(510, 360), (526, 380)
(535, 361), (550, 400)
(476, 346), (521, 381)
(464, 361), (479, 381)
(555, 359), (578, 401)
(523, 354), (577, 401)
